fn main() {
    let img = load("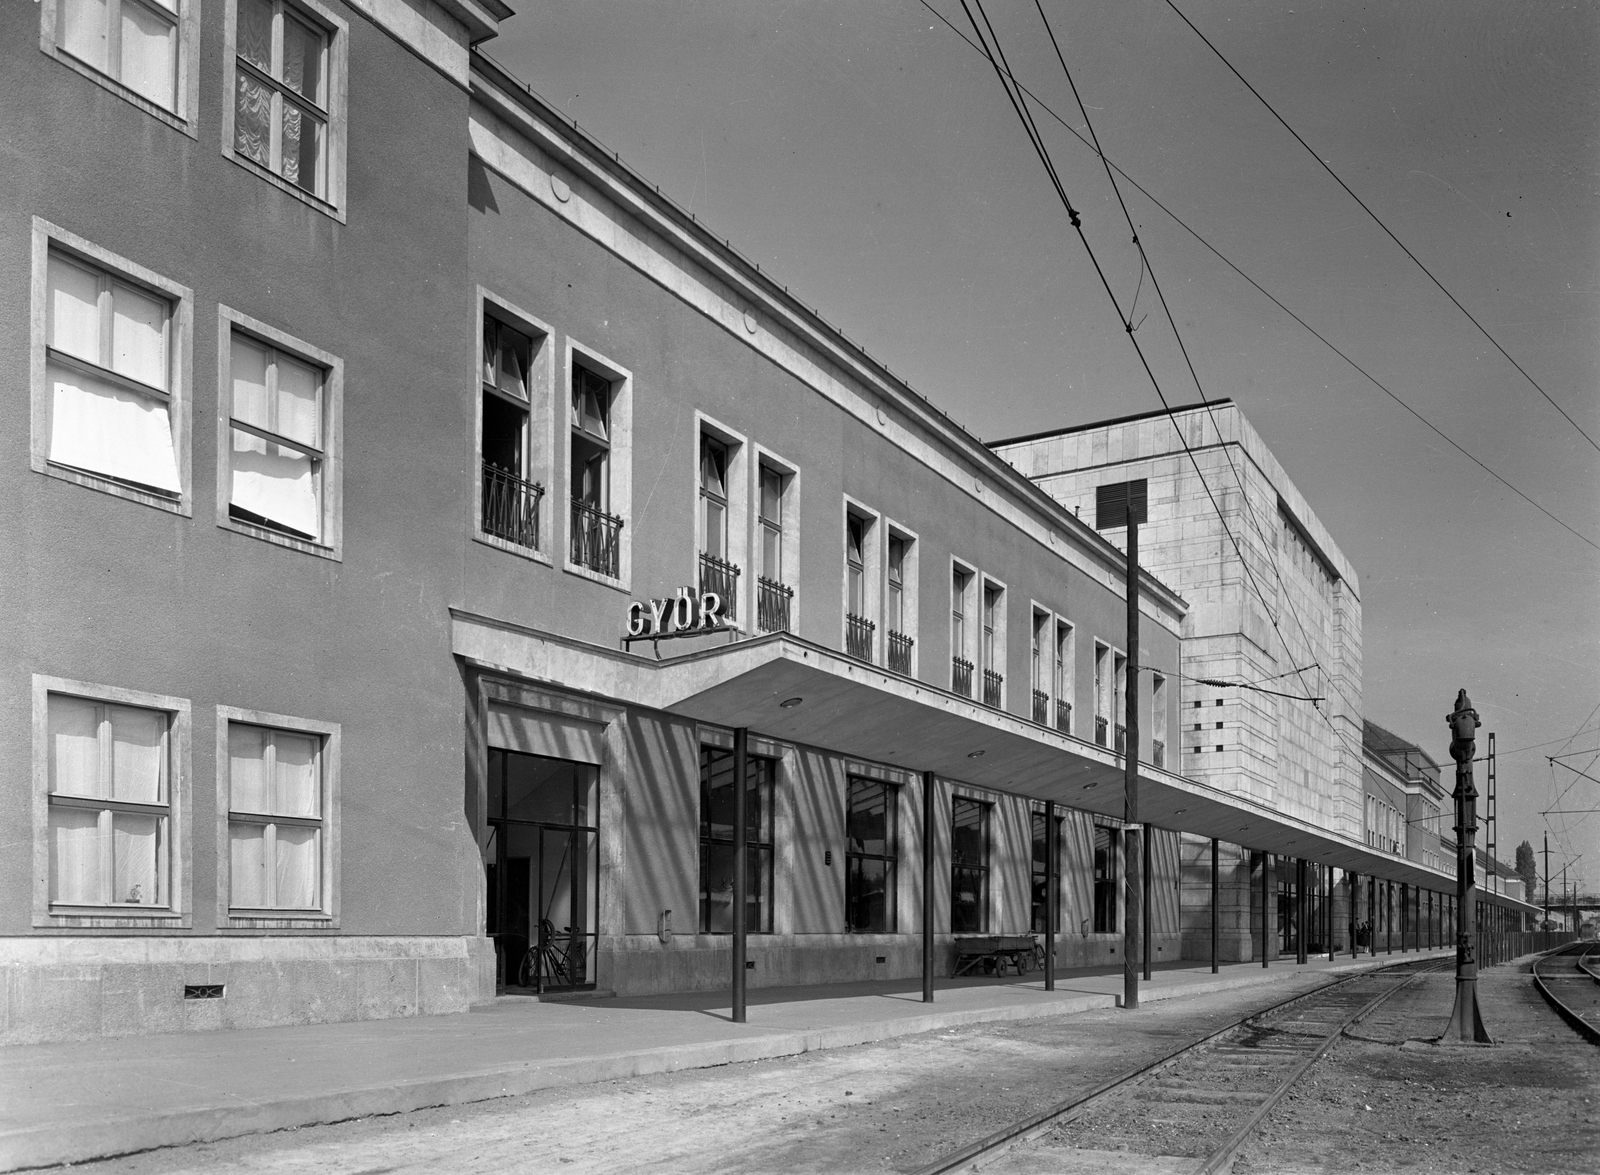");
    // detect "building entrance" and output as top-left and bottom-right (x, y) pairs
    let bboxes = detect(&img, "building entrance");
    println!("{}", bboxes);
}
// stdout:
(485, 748), (598, 992)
